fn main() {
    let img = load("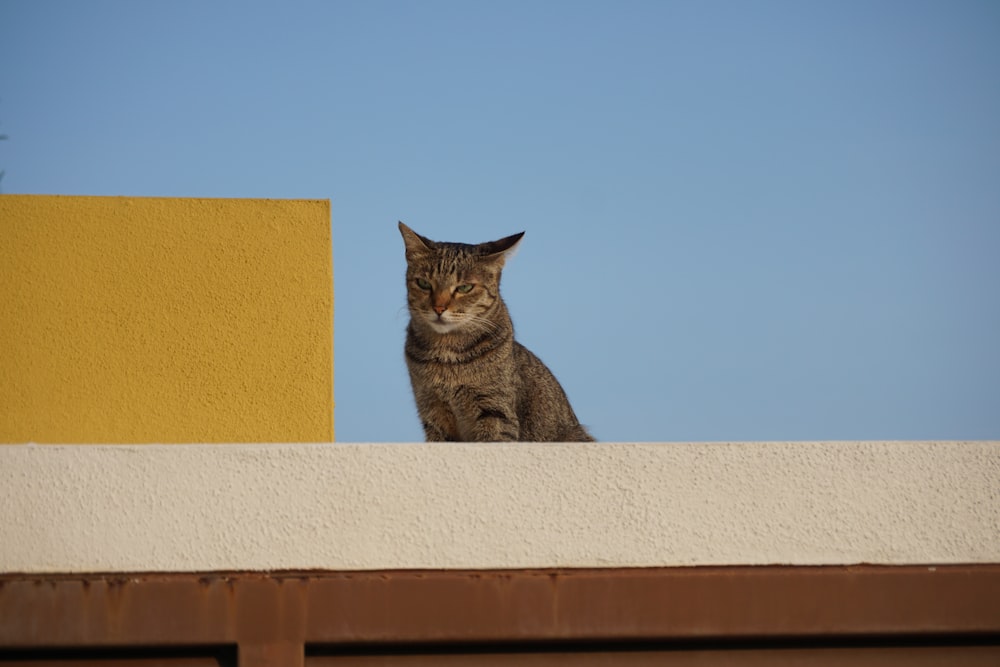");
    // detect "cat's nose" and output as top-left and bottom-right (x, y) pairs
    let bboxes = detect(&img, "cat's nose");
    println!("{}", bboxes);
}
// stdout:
(433, 304), (446, 315)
